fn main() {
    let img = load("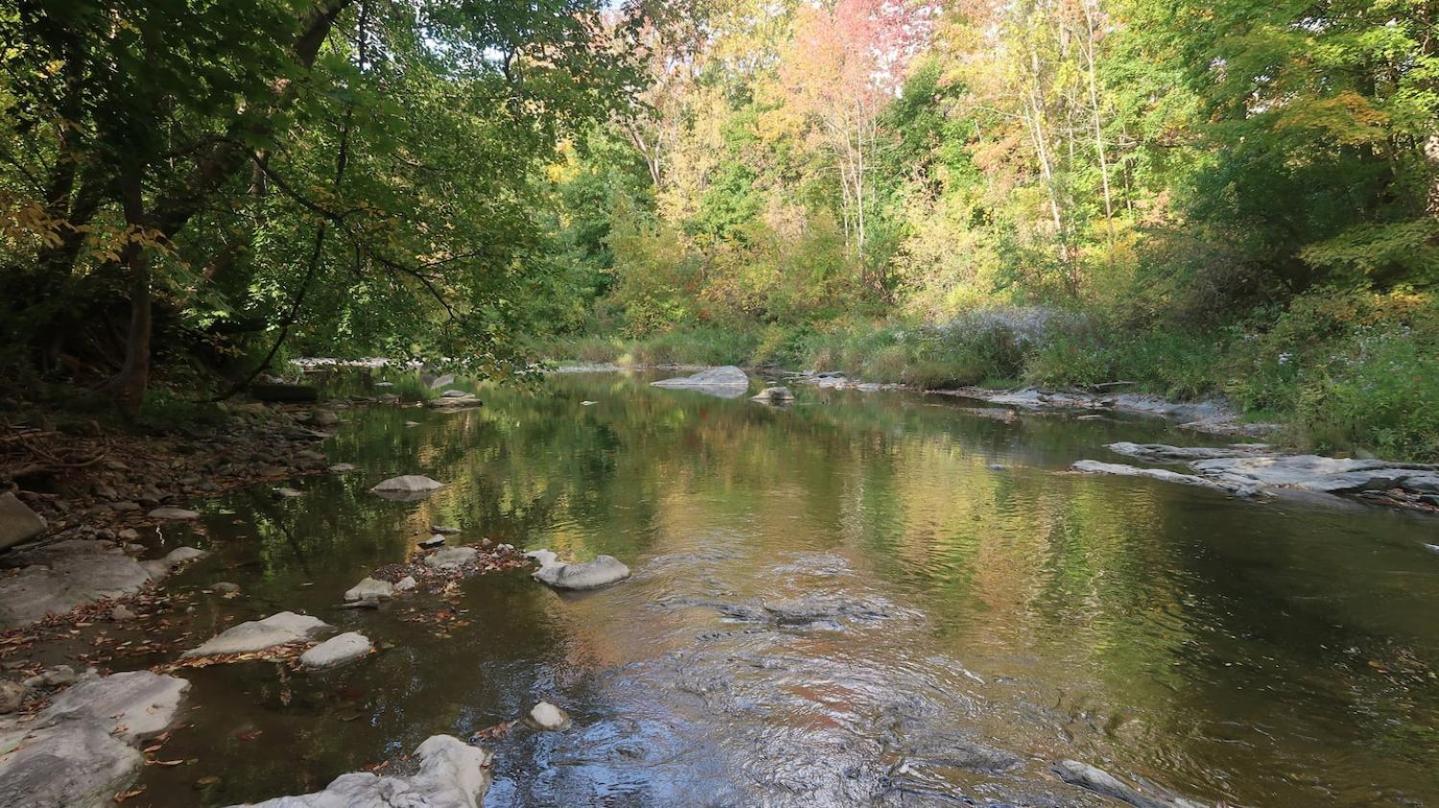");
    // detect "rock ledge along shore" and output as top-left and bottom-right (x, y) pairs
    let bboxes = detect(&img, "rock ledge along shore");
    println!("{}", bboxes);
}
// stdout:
(1072, 441), (1439, 513)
